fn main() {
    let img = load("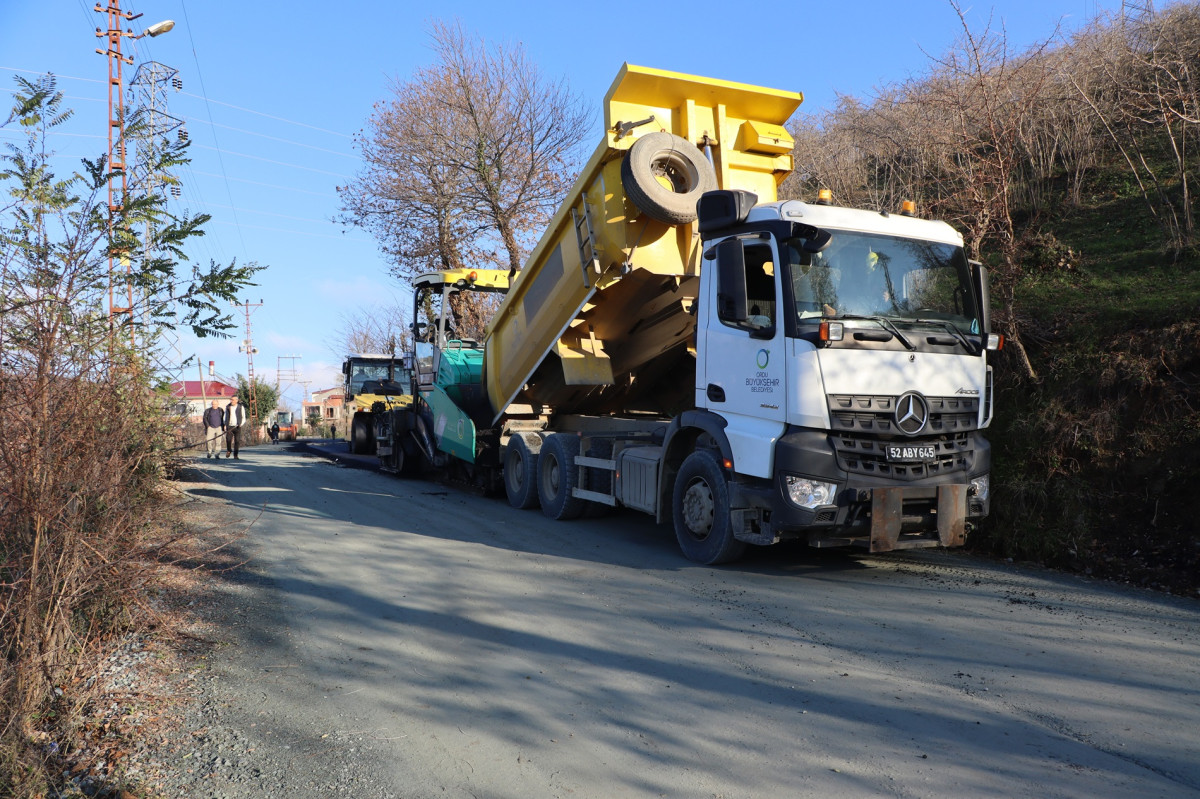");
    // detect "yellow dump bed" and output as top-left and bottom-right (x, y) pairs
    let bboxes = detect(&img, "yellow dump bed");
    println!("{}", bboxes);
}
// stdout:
(483, 64), (801, 420)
